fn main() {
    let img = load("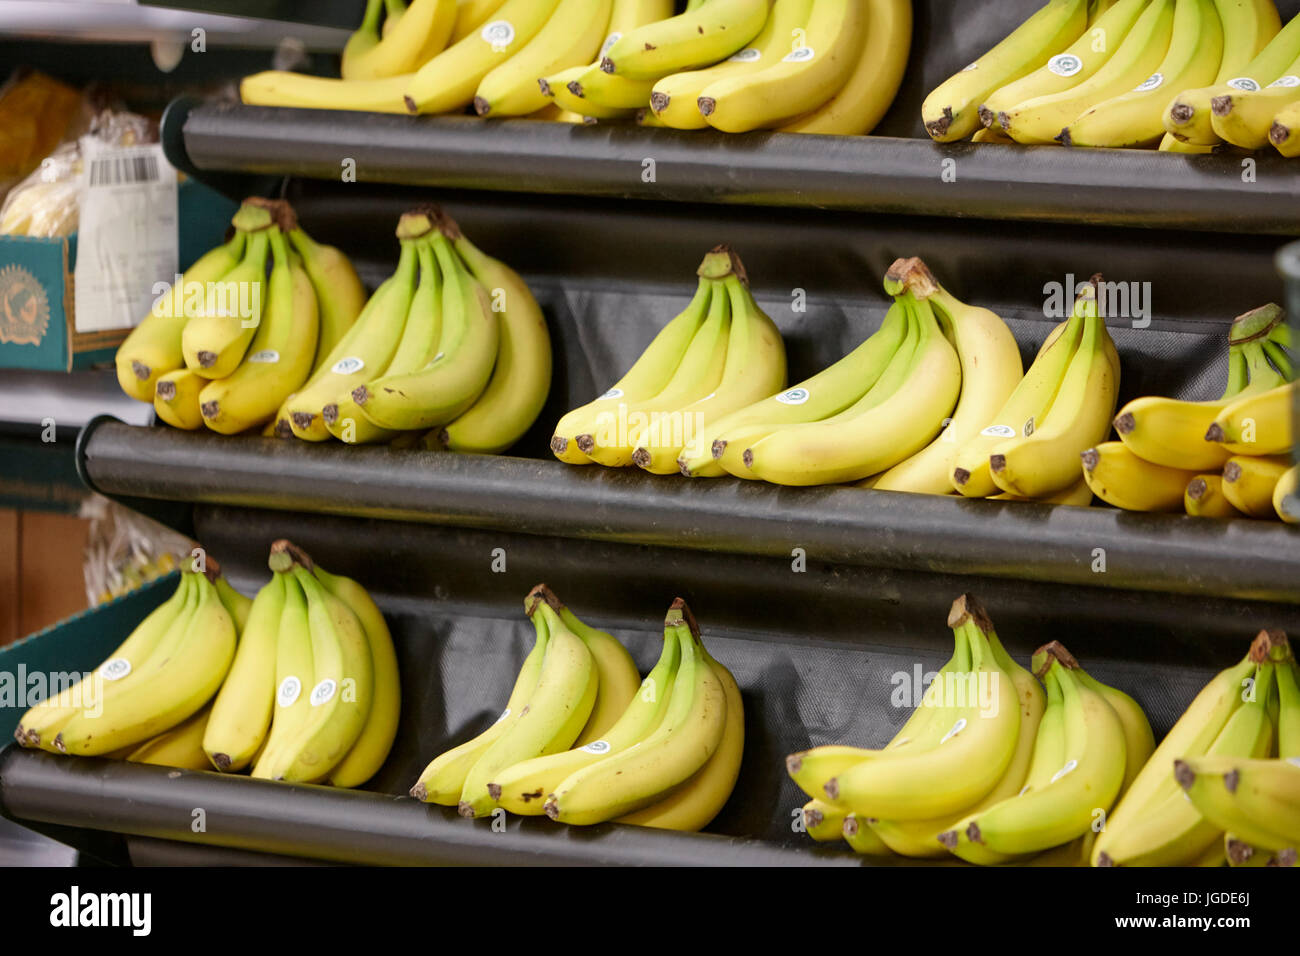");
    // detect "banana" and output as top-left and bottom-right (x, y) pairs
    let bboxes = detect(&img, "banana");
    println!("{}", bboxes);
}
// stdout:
(263, 567), (374, 783)
(342, 0), (386, 78)
(1275, 463), (1300, 522)
(240, 71), (413, 113)
(988, 281), (1118, 499)
(1062, 0), (1225, 147)
(410, 600), (552, 804)
(942, 643), (1127, 862)
(342, 0), (458, 81)
(980, 0), (1154, 129)
(404, 0), (565, 113)
(698, 0), (866, 133)
(779, 0), (912, 135)
(824, 597), (1022, 821)
(552, 276), (711, 464)
(636, 264), (786, 475)
(327, 237), (438, 445)
(1277, 660), (1300, 758)
(1225, 834), (1286, 866)
(451, 0), (509, 44)
(744, 290), (961, 486)
(436, 233), (552, 454)
(682, 301), (908, 479)
(1268, 95), (1300, 153)
(1184, 473), (1243, 516)
(459, 597), (597, 817)
(614, 647), (743, 831)
(990, 477), (1095, 505)
(214, 576), (253, 634)
(600, 0), (770, 80)
(203, 571), (286, 771)
(15, 572), (193, 750)
(200, 229), (320, 435)
(287, 227), (367, 370)
(999, 0), (1178, 144)
(551, 0), (679, 114)
(251, 568), (314, 780)
(127, 702), (214, 771)
(180, 211), (273, 379)
(842, 813), (893, 855)
(523, 587), (641, 746)
(490, 611), (680, 815)
(355, 227), (500, 432)
(153, 368), (206, 431)
(116, 231), (246, 402)
(801, 799), (848, 842)
(313, 561), (401, 789)
(1179, 756), (1299, 851)
(1205, 381), (1296, 455)
(1164, 3), (1292, 144)
(650, 0), (816, 130)
(787, 745), (882, 802)
(871, 259), (1023, 496)
(1211, 46), (1300, 146)
(54, 569), (236, 757)
(473, 0), (612, 117)
(545, 600), (725, 825)
(1112, 335), (1287, 472)
(924, 0), (1091, 142)
(540, 66), (637, 118)
(283, 231), (419, 441)
(1093, 629), (1280, 866)
(583, 272), (732, 469)
(1070, 663), (1153, 795)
